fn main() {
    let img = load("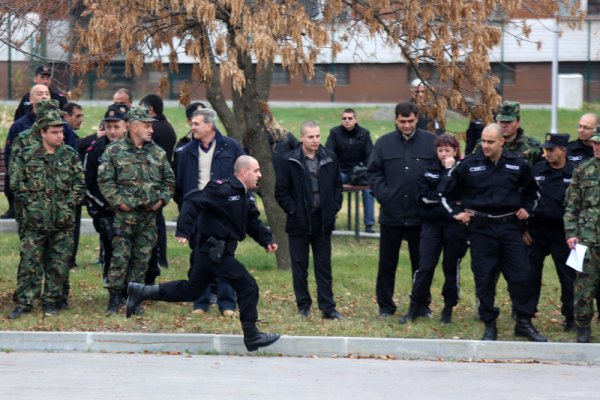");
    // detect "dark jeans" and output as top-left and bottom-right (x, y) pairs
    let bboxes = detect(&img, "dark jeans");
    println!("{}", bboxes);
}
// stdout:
(527, 222), (575, 321)
(159, 250), (259, 323)
(376, 224), (421, 315)
(469, 220), (536, 322)
(410, 222), (468, 308)
(288, 211), (336, 313)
